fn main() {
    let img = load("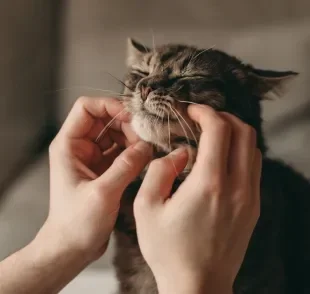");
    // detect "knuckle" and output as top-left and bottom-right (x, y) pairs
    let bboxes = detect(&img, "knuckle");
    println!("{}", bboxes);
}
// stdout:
(255, 148), (262, 161)
(114, 152), (135, 173)
(214, 117), (231, 134)
(243, 124), (257, 144)
(252, 204), (260, 221)
(208, 182), (223, 197)
(254, 205), (261, 220)
(92, 185), (104, 198)
(48, 136), (65, 156)
(220, 111), (234, 119)
(233, 187), (248, 200)
(48, 140), (57, 155)
(134, 195), (149, 216)
(200, 178), (223, 197)
(232, 186), (252, 206)
(196, 107), (216, 125)
(75, 96), (89, 108)
(201, 106), (217, 117)
(233, 186), (259, 213)
(242, 200), (260, 225)
(149, 157), (169, 171)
